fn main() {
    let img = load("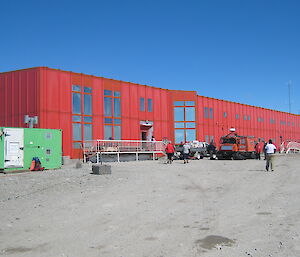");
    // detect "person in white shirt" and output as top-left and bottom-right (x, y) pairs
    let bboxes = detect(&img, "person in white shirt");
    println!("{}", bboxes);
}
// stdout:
(265, 139), (277, 171)
(183, 142), (191, 164)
